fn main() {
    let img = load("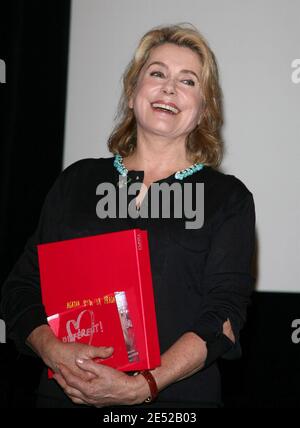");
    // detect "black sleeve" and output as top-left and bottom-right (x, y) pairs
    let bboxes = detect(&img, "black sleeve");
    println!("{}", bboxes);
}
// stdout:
(189, 187), (256, 367)
(0, 172), (65, 355)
